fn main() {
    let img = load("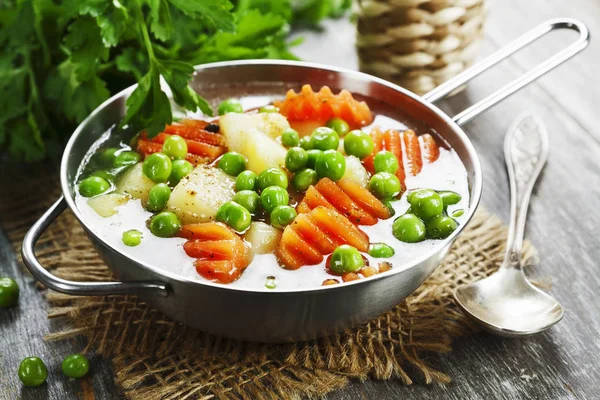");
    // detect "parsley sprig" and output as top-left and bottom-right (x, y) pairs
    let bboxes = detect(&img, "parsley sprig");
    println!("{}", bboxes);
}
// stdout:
(0, 0), (349, 161)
